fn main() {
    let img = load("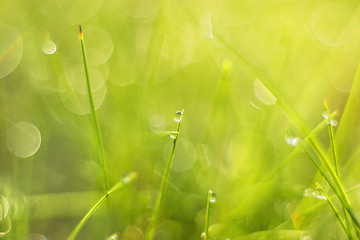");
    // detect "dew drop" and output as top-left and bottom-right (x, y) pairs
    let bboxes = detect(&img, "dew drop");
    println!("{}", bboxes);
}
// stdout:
(254, 79), (276, 105)
(321, 110), (328, 120)
(201, 232), (207, 239)
(313, 190), (327, 200)
(209, 190), (216, 203)
(106, 232), (120, 240)
(170, 131), (179, 139)
(122, 173), (130, 184)
(303, 188), (314, 198)
(314, 186), (327, 200)
(42, 40), (56, 55)
(330, 119), (338, 126)
(285, 131), (300, 147)
(174, 110), (184, 123)
(285, 136), (300, 147)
